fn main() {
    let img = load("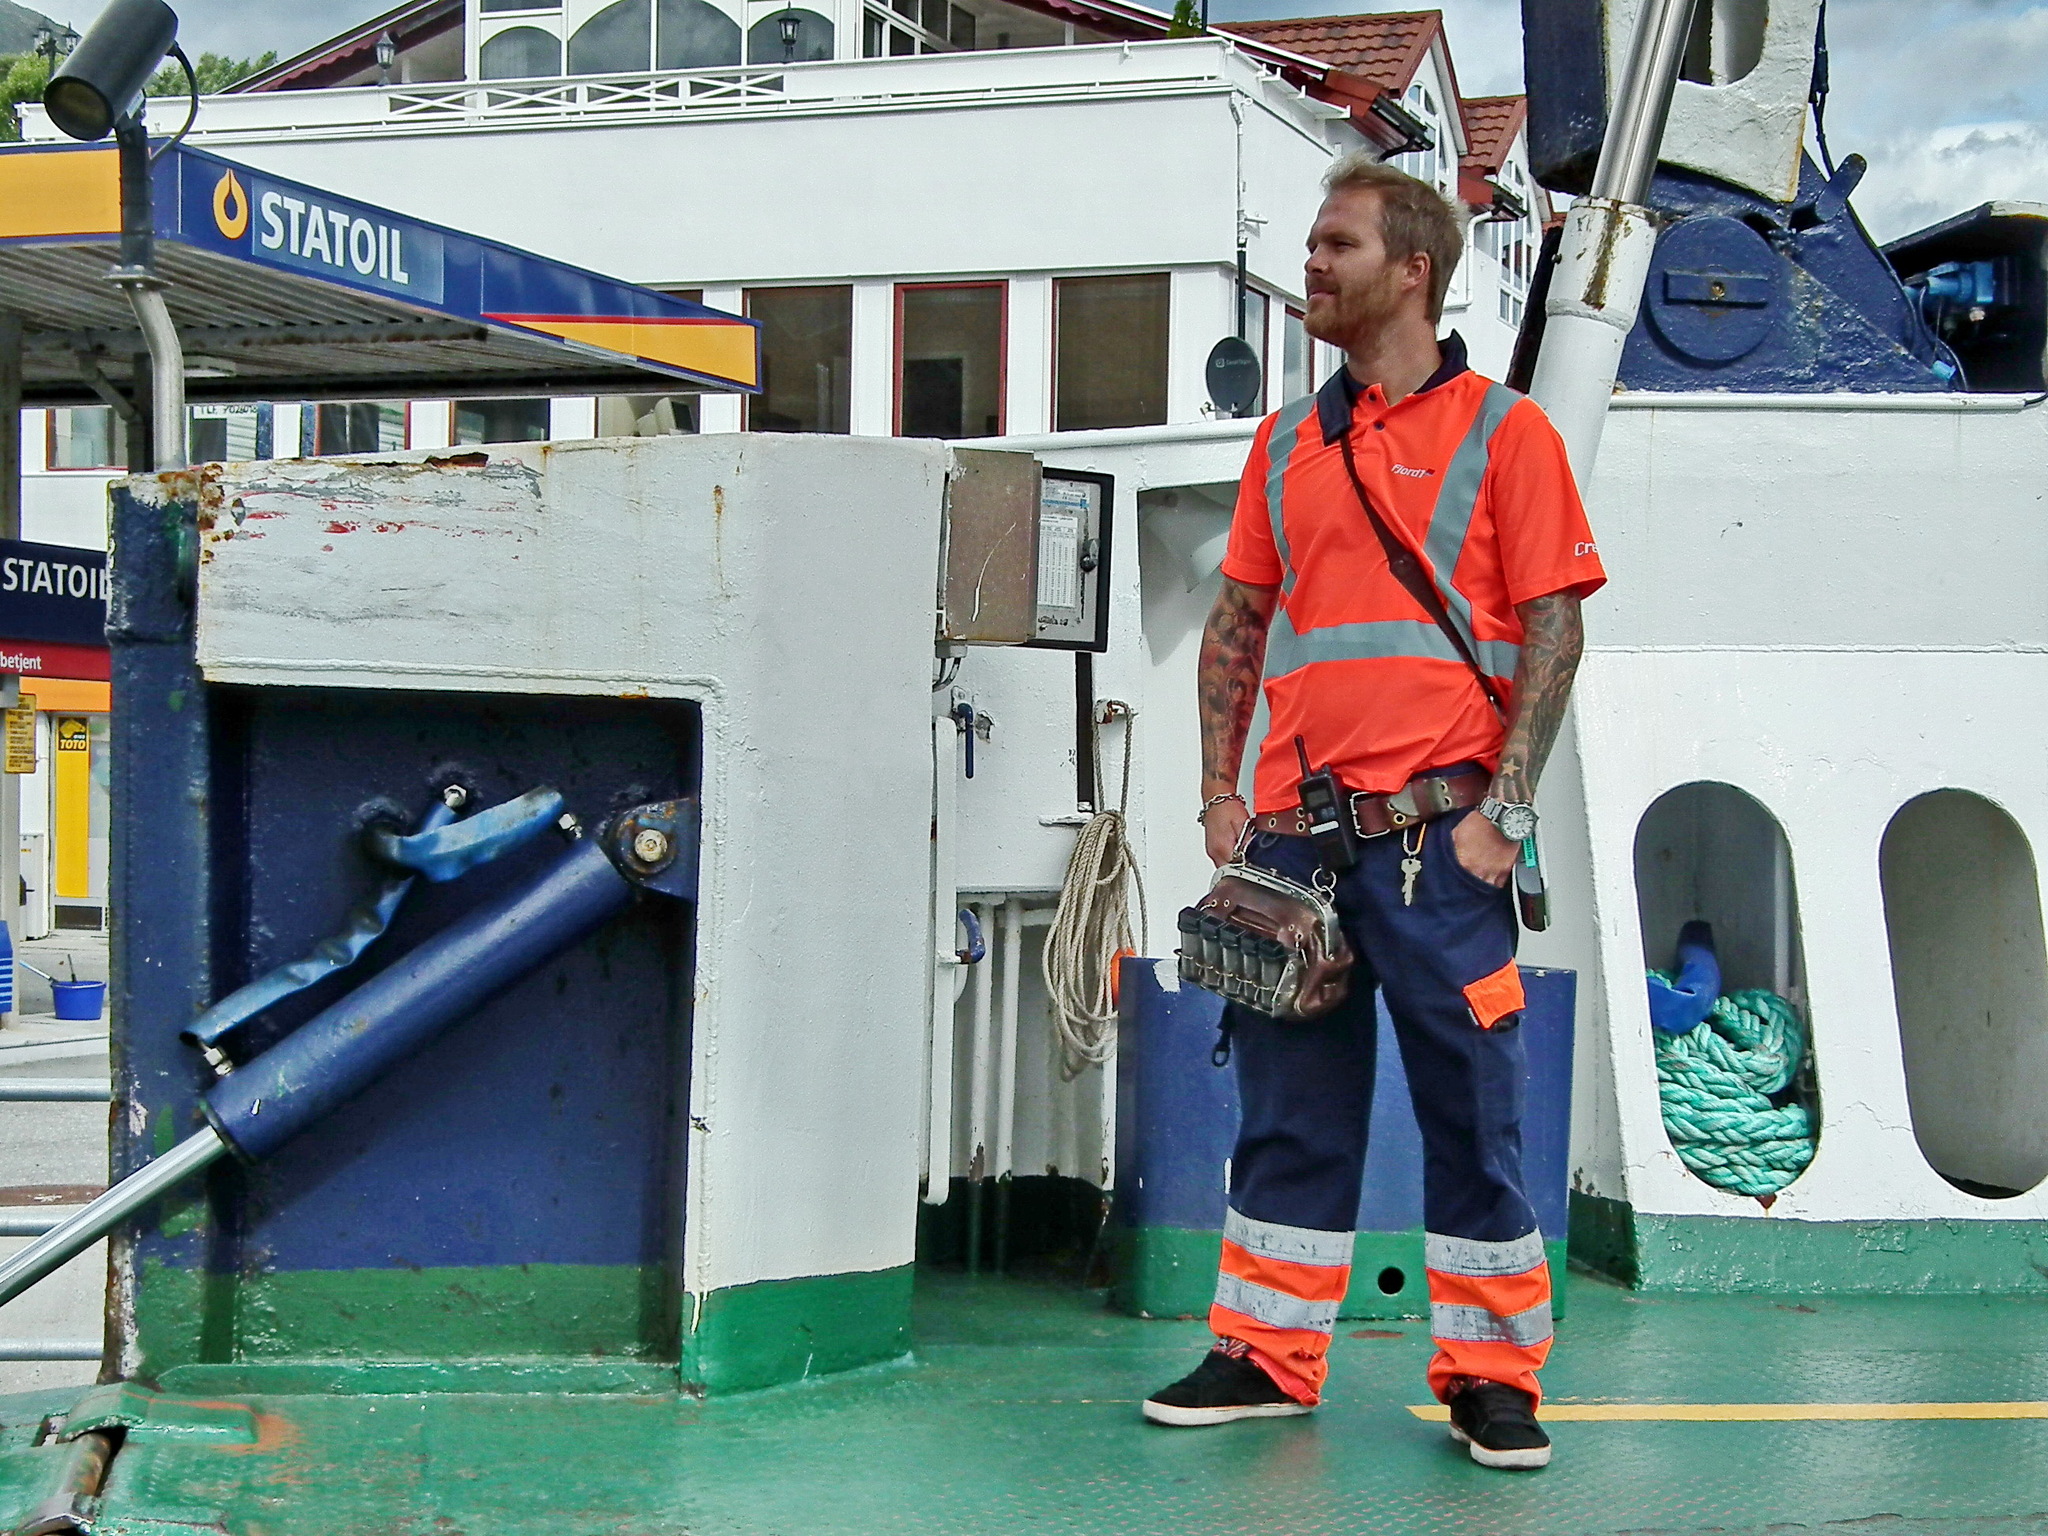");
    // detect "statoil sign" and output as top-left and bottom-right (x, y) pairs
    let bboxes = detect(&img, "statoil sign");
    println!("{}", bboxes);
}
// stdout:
(197, 165), (445, 306)
(0, 539), (109, 682)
